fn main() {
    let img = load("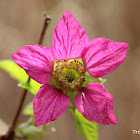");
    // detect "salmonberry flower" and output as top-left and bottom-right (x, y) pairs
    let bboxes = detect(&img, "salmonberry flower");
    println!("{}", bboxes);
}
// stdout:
(12, 11), (128, 126)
